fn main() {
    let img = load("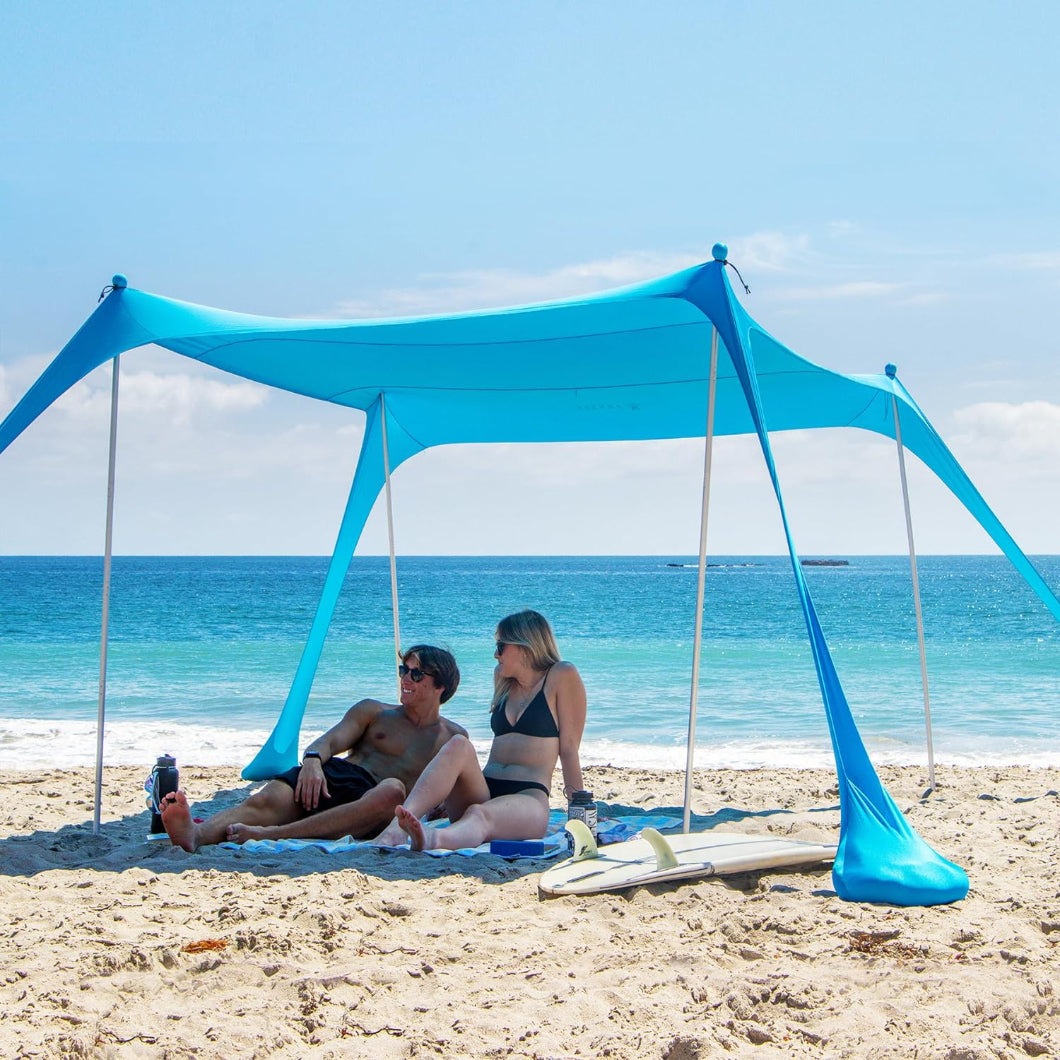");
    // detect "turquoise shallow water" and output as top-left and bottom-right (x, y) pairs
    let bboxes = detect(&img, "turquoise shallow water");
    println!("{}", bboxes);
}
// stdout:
(1, 555), (1058, 769)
